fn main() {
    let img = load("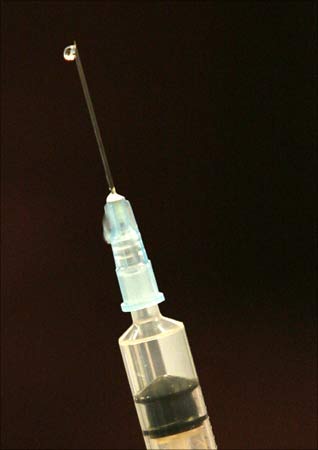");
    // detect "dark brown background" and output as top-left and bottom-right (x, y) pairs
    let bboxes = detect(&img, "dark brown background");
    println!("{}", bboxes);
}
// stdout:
(1, 1), (316, 449)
